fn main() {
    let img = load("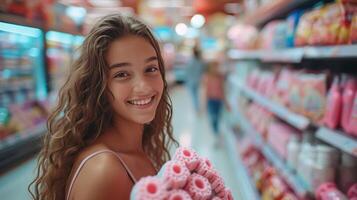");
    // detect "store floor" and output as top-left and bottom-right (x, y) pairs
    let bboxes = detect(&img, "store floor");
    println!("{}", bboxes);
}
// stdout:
(0, 85), (241, 199)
